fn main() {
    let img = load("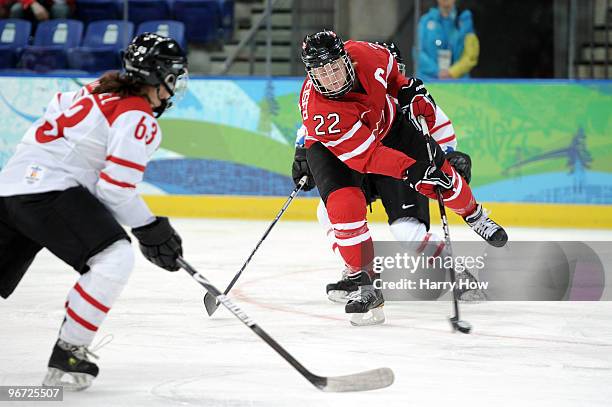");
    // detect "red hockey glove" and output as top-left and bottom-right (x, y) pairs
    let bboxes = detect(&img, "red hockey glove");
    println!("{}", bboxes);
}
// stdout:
(398, 77), (437, 133)
(404, 161), (453, 193)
